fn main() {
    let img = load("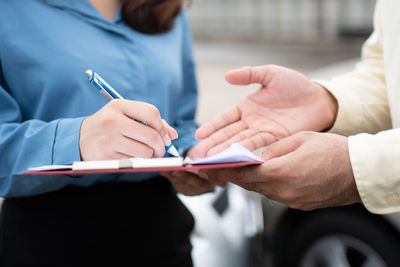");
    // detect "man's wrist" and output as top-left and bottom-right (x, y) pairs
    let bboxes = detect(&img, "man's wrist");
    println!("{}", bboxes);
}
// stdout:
(314, 82), (339, 131)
